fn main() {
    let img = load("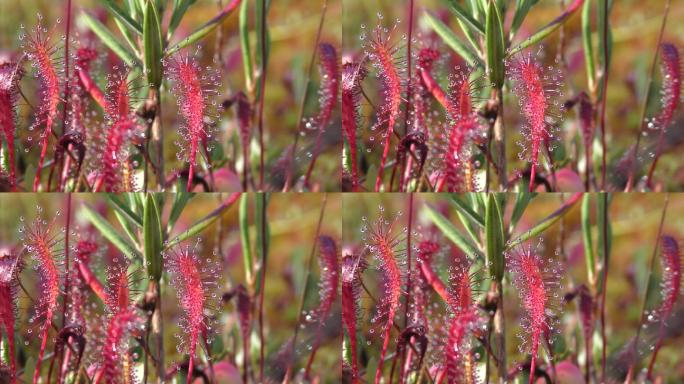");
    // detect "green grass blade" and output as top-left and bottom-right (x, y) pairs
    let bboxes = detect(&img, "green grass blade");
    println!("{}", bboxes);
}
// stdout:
(82, 204), (140, 258)
(510, 0), (539, 38)
(166, 192), (241, 249)
(581, 193), (596, 283)
(485, 193), (505, 281)
(239, 194), (254, 284)
(424, 204), (481, 257)
(508, 0), (584, 56)
(507, 192), (583, 249)
(582, 0), (596, 90)
(239, 0), (254, 90)
(445, 0), (485, 35)
(449, 195), (485, 228)
(254, 193), (270, 296)
(99, 0), (143, 34)
(143, 193), (164, 280)
(143, 0), (164, 89)
(167, 191), (192, 233)
(81, 12), (138, 66)
(168, 0), (197, 36)
(424, 12), (481, 67)
(107, 194), (143, 228)
(485, 0), (505, 89)
(166, 0), (242, 56)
